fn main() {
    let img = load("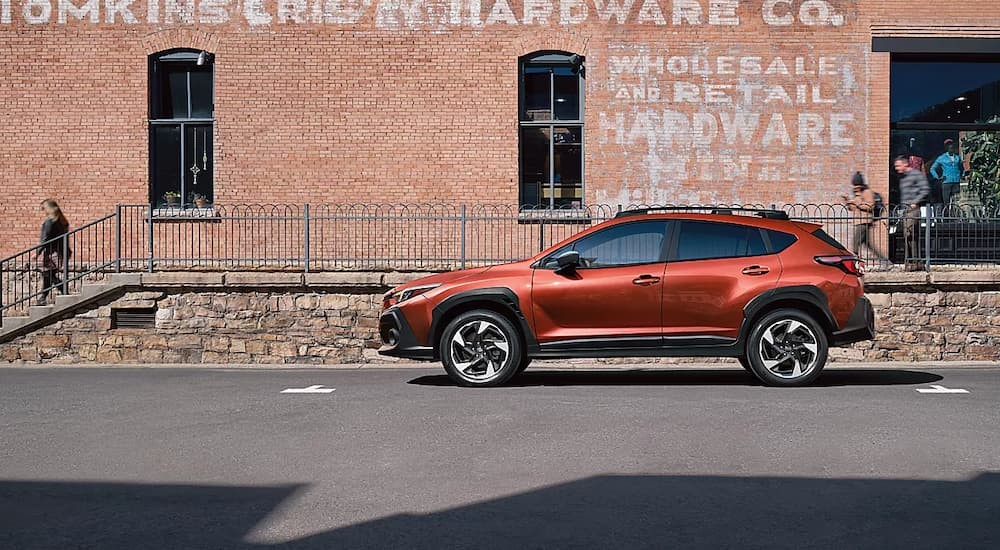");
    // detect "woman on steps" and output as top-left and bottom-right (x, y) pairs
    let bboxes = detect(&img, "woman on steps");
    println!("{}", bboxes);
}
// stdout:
(36, 199), (70, 306)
